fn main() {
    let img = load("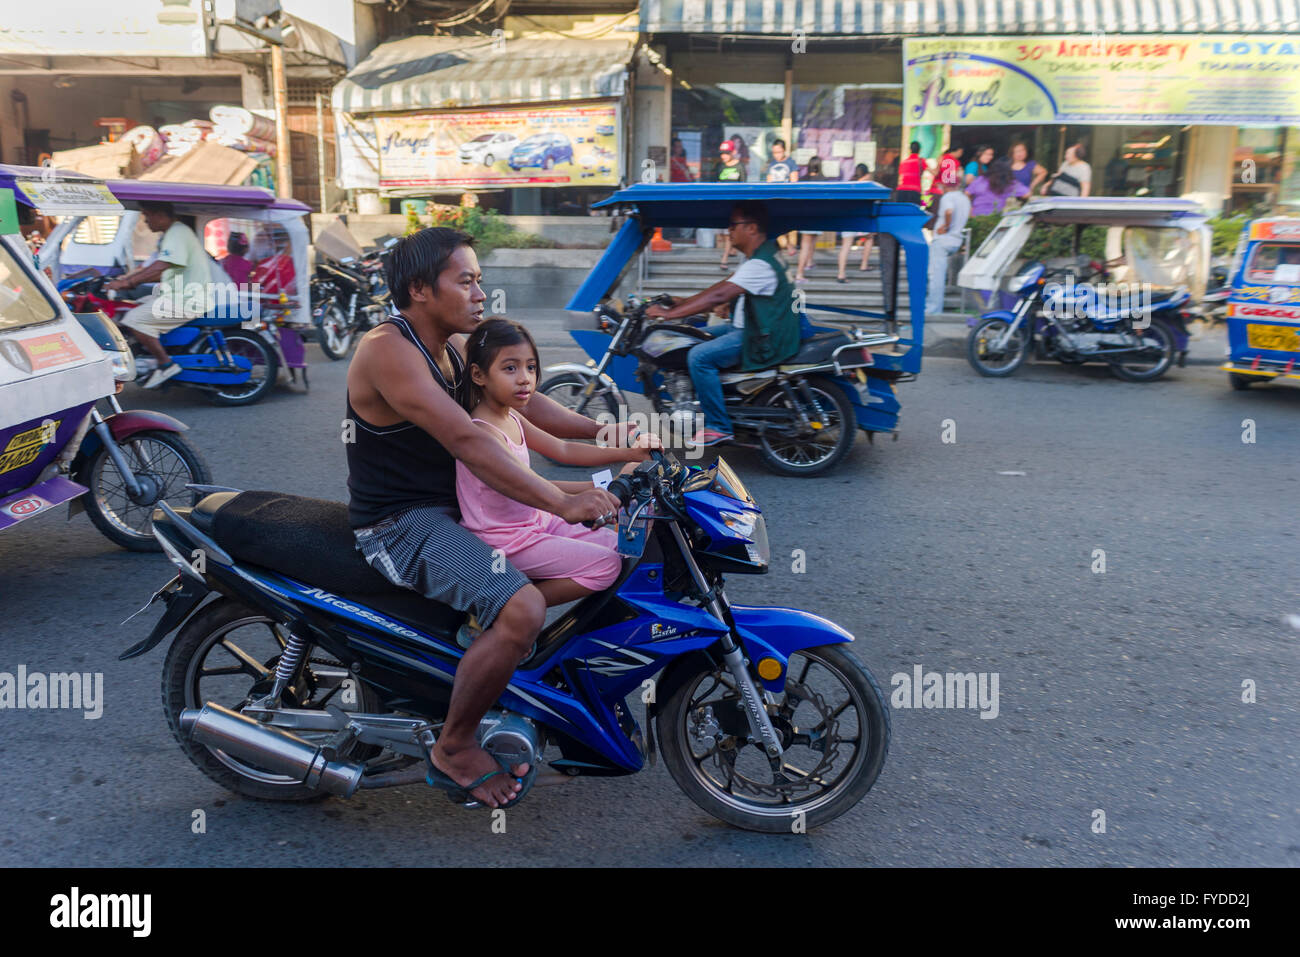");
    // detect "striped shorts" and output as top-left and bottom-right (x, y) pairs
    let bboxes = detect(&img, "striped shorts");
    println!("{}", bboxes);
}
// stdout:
(353, 505), (530, 628)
